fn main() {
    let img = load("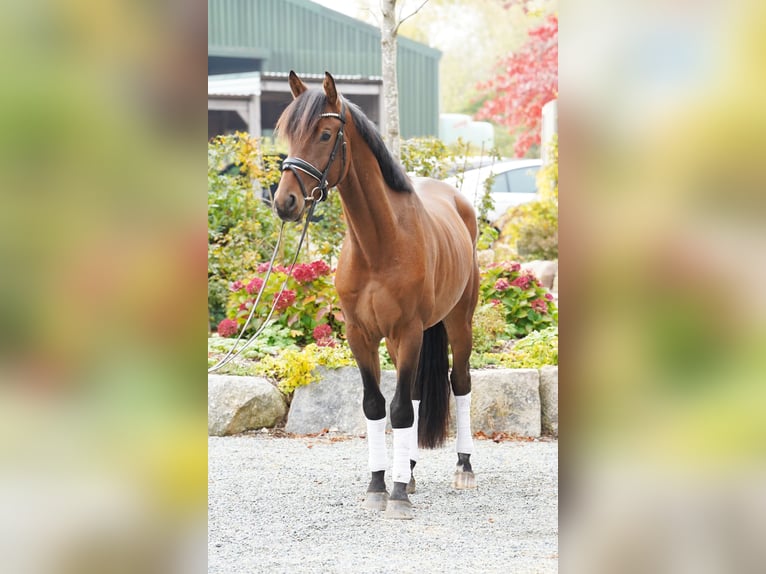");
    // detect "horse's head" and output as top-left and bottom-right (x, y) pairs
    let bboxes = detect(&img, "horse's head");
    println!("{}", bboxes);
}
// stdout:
(273, 71), (348, 222)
